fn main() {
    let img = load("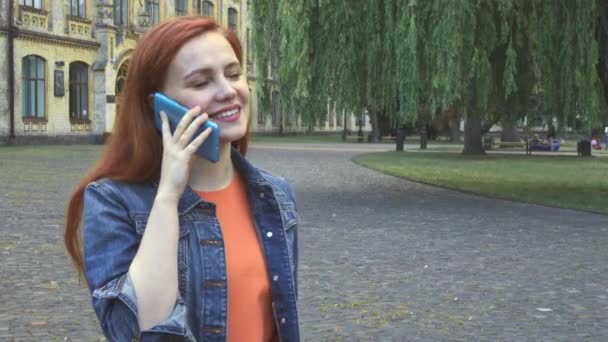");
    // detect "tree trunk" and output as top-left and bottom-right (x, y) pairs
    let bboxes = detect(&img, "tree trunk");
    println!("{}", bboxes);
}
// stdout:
(418, 101), (429, 149)
(500, 119), (520, 142)
(448, 116), (460, 142)
(368, 110), (381, 142)
(396, 126), (405, 152)
(419, 120), (428, 149)
(463, 115), (485, 155)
